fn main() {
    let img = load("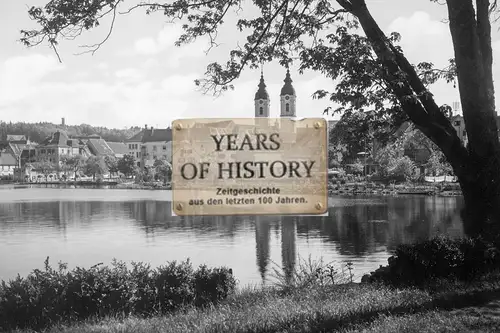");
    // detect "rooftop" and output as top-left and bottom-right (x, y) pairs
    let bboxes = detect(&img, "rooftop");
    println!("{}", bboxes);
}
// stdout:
(107, 142), (128, 155)
(87, 138), (115, 156)
(6, 135), (27, 143)
(142, 127), (172, 143)
(0, 151), (17, 166)
(38, 131), (85, 148)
